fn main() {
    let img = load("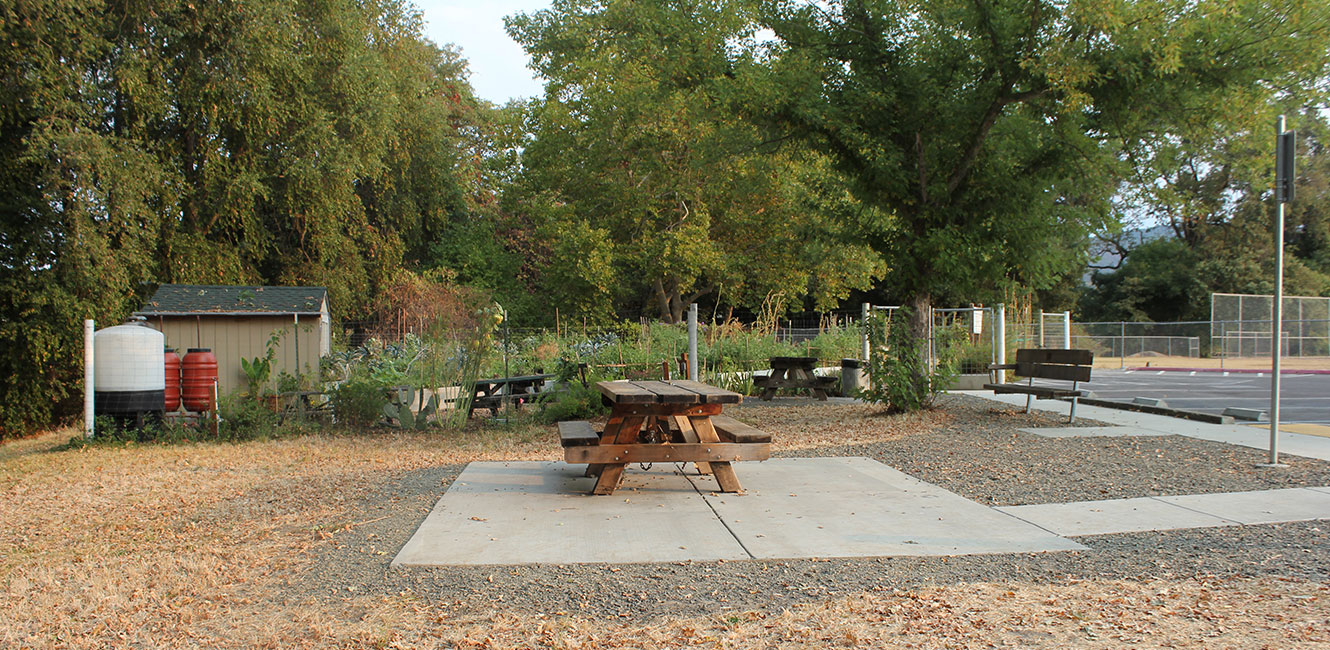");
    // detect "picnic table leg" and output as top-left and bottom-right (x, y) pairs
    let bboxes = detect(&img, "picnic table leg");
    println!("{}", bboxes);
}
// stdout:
(592, 415), (644, 495)
(794, 366), (828, 400)
(672, 415), (712, 475)
(688, 415), (742, 493)
(759, 368), (782, 401)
